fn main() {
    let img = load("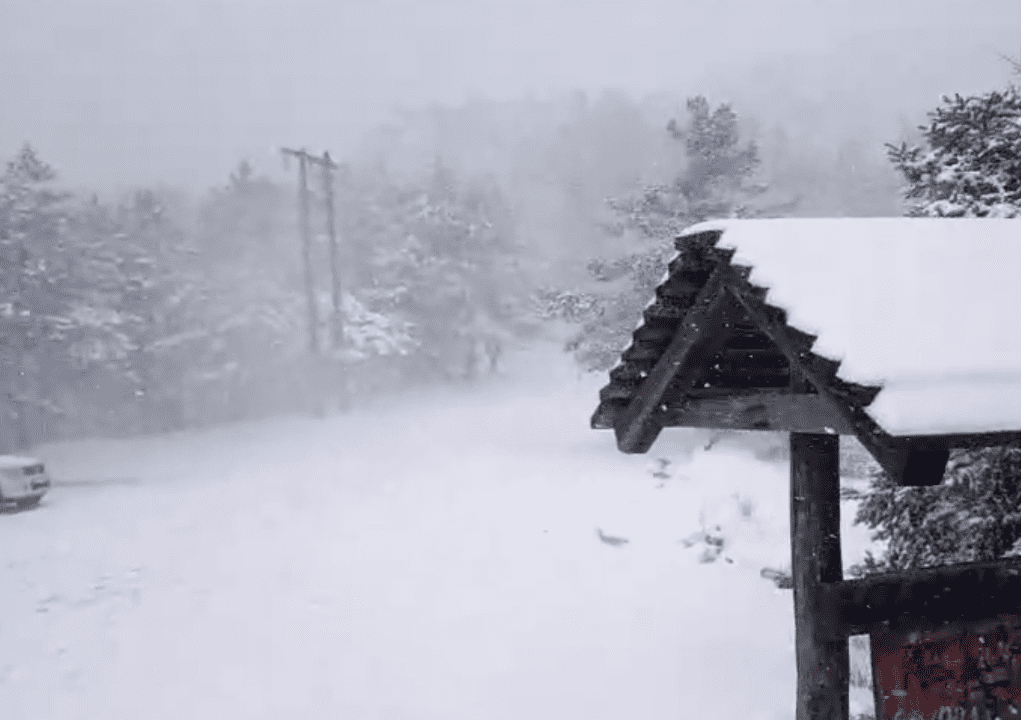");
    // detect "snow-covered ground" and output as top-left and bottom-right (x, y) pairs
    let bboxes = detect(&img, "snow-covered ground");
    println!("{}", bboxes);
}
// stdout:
(0, 341), (880, 719)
